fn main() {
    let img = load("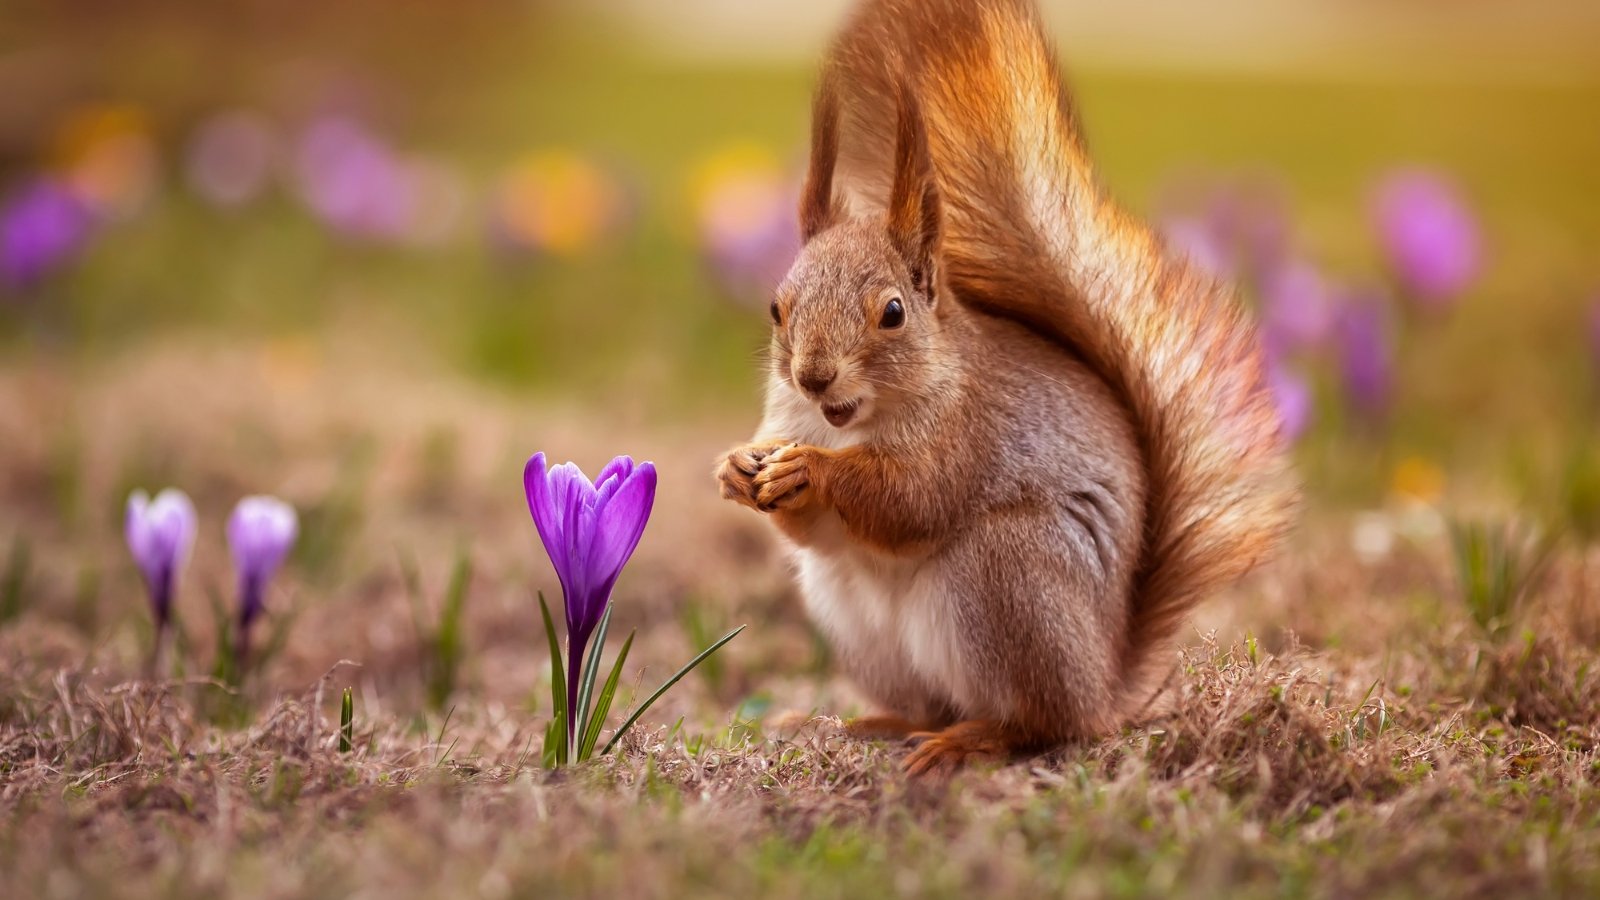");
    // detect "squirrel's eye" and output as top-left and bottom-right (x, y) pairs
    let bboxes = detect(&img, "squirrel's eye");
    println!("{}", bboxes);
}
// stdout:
(879, 298), (905, 329)
(770, 299), (782, 326)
